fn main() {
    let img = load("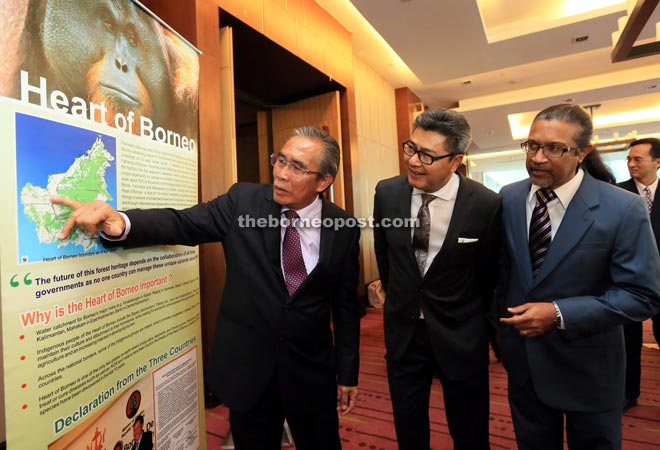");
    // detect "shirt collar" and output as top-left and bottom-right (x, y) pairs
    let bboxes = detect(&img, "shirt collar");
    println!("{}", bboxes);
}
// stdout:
(412, 172), (460, 201)
(528, 168), (584, 208)
(282, 195), (322, 219)
(634, 177), (658, 194)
